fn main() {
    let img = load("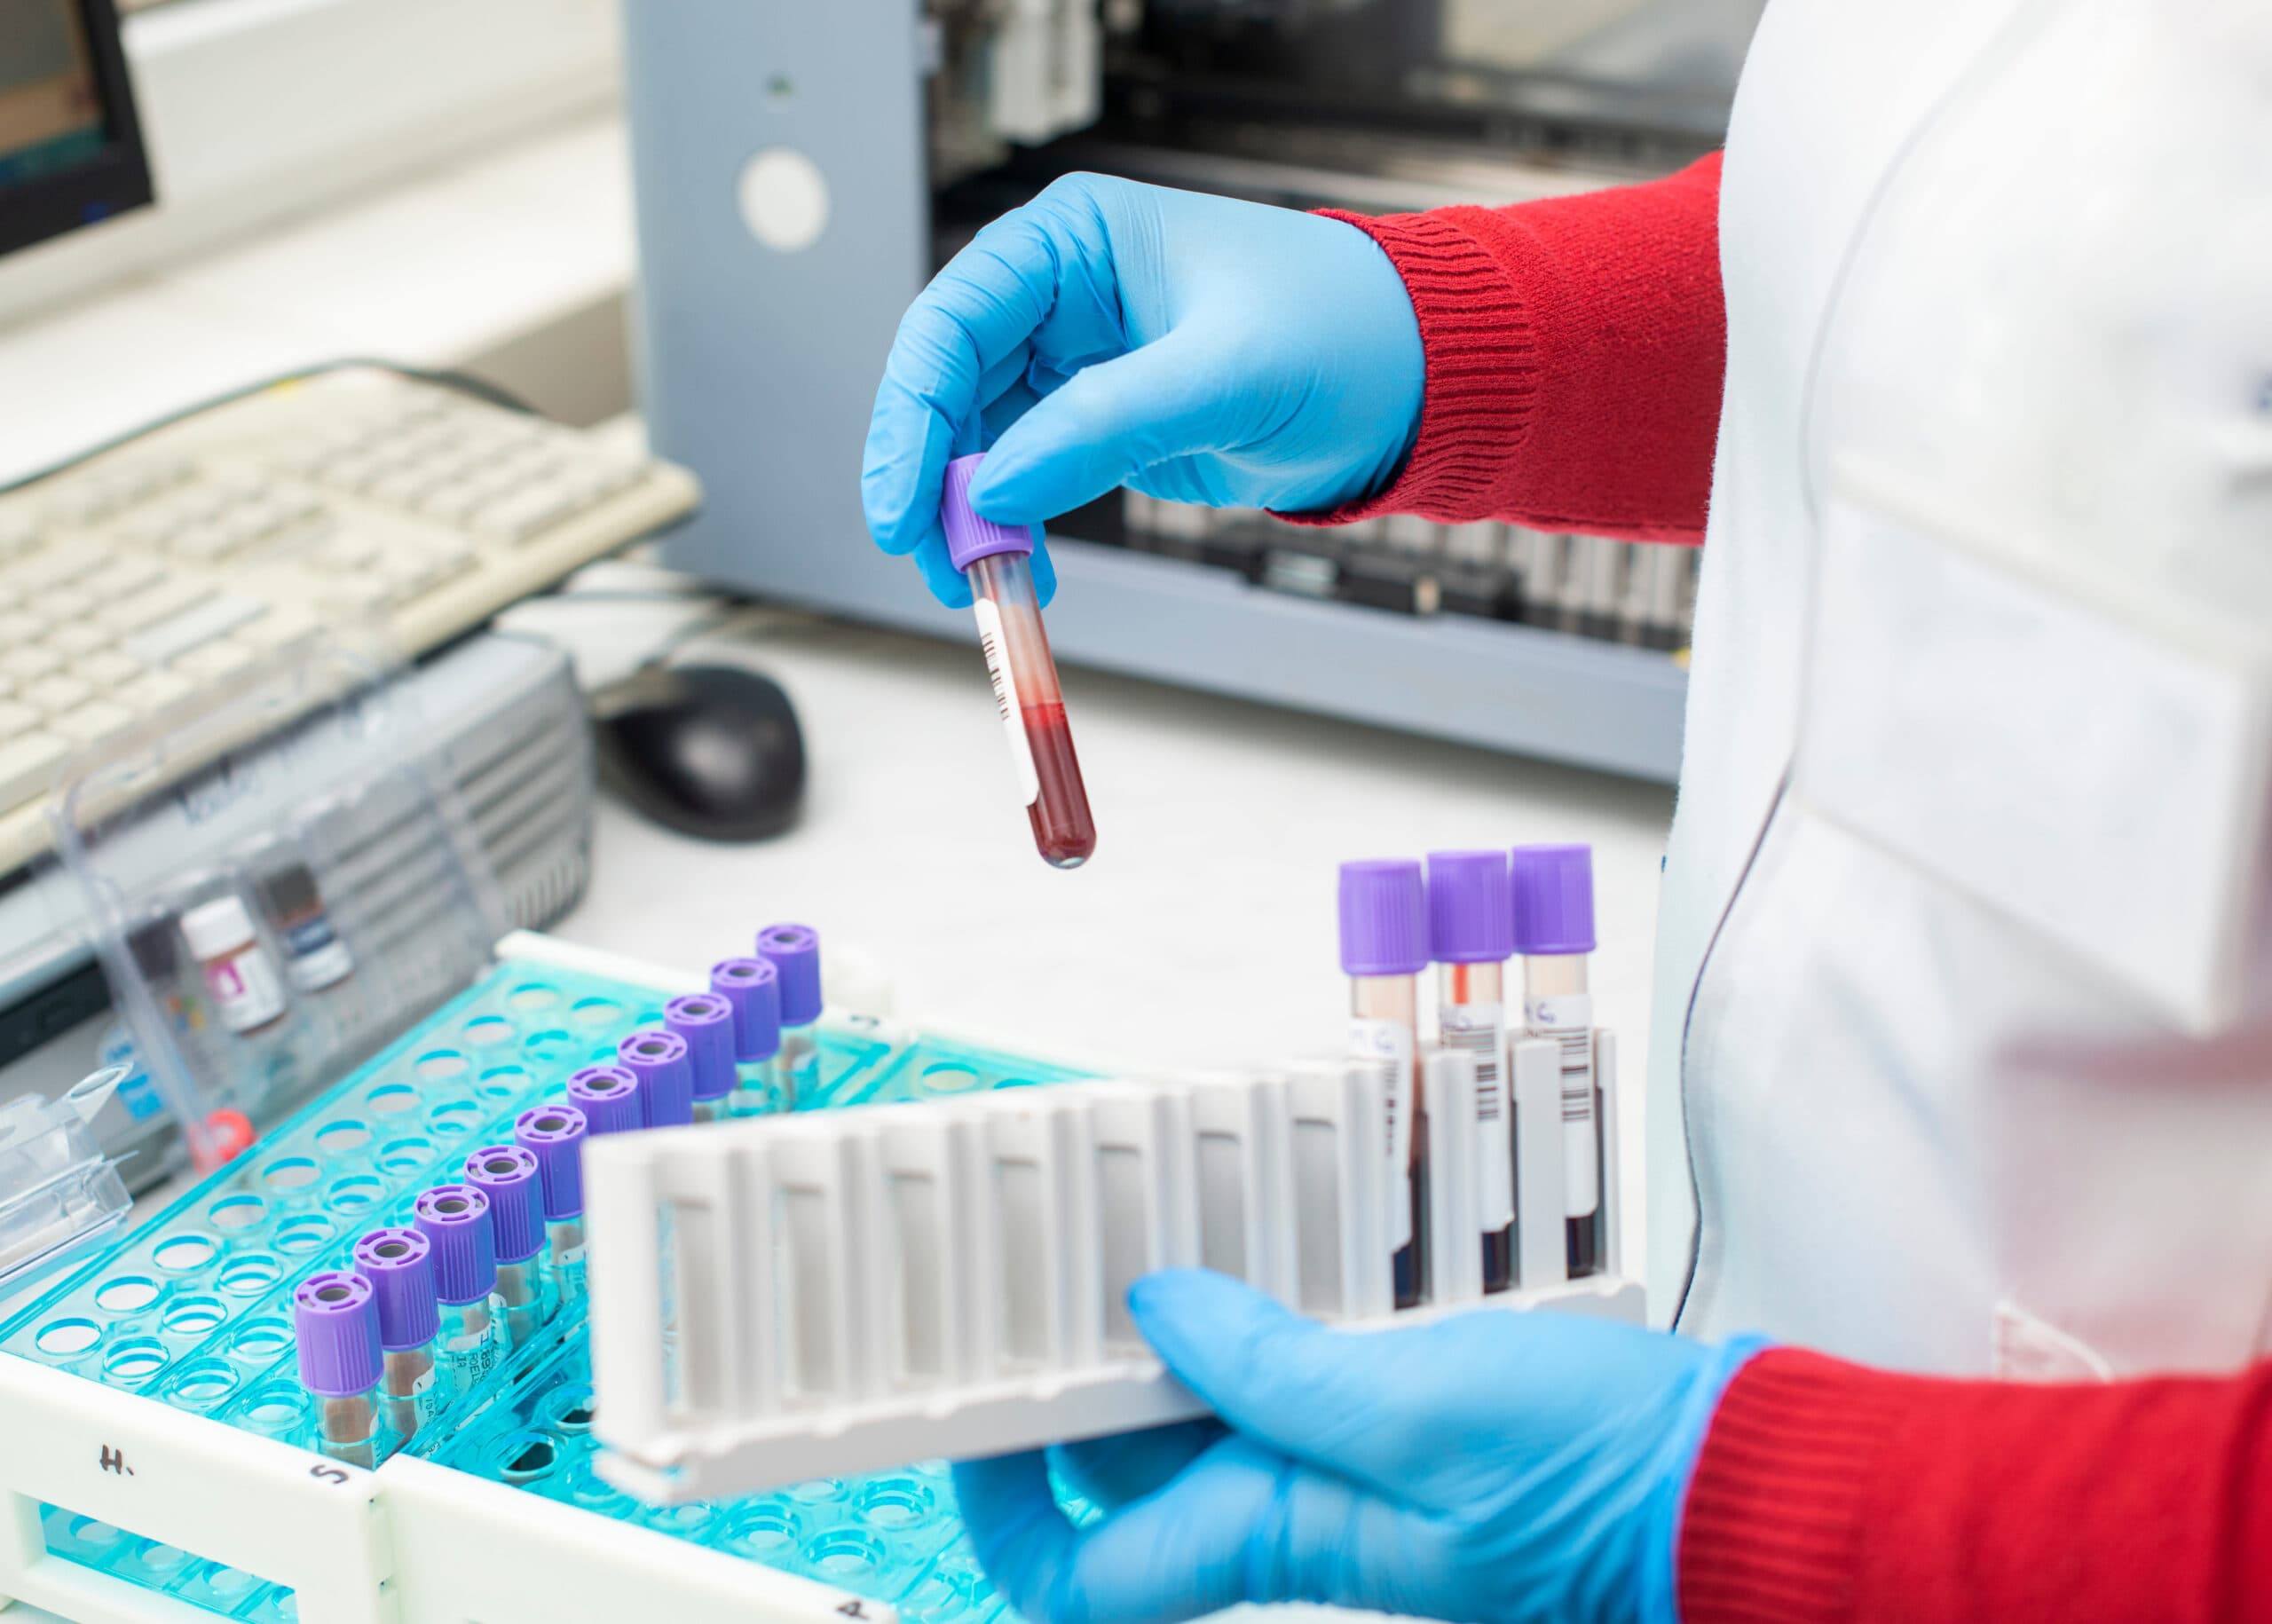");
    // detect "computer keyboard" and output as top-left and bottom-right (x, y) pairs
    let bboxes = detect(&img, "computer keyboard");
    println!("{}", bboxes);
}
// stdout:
(0, 365), (700, 873)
